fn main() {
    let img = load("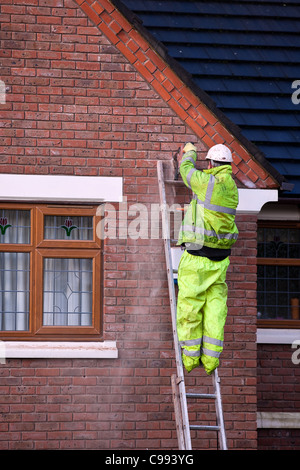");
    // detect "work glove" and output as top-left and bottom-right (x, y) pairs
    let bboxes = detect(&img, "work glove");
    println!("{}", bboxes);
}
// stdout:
(183, 142), (197, 153)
